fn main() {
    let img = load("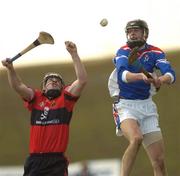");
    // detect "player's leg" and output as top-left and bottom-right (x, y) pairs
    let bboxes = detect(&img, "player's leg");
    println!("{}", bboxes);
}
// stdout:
(143, 133), (168, 176)
(140, 99), (167, 175)
(120, 118), (143, 176)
